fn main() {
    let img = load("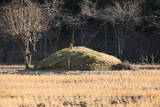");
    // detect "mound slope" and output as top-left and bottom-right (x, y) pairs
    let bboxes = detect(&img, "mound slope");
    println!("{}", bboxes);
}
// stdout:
(35, 46), (122, 71)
